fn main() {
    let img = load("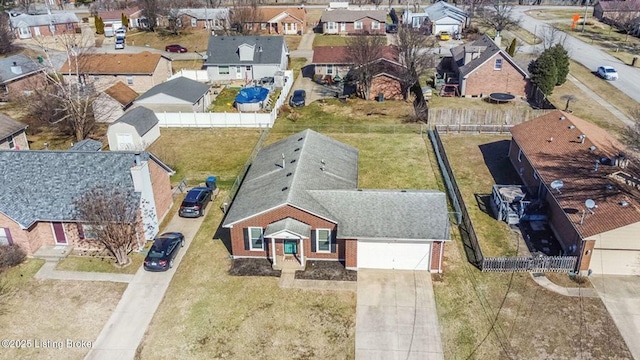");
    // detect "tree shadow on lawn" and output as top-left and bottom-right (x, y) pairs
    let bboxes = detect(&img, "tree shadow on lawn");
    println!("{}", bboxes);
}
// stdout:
(478, 140), (522, 185)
